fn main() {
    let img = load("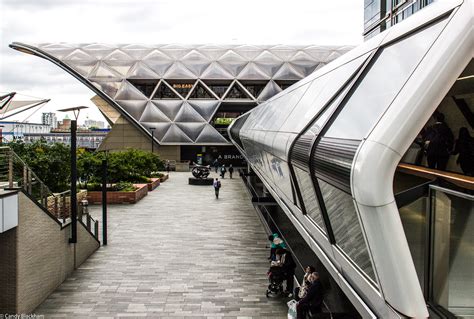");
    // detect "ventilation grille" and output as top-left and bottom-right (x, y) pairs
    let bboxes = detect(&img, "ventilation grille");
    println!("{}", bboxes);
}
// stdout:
(312, 137), (360, 193)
